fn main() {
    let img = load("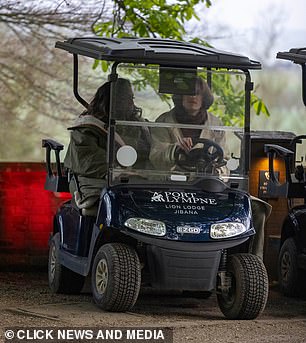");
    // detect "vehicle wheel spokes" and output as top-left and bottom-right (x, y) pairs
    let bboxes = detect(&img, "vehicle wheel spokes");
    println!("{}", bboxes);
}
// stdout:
(96, 259), (108, 294)
(49, 246), (56, 280)
(278, 237), (302, 297)
(281, 251), (291, 282)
